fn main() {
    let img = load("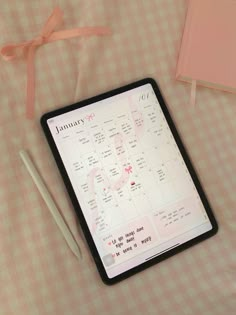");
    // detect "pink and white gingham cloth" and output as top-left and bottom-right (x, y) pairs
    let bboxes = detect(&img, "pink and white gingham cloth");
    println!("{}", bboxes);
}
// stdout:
(0, 1), (235, 314)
